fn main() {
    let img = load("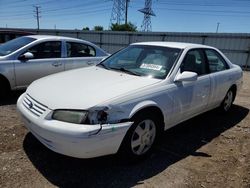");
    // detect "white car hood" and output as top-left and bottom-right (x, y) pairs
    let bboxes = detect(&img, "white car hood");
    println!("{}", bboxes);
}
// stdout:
(27, 66), (161, 110)
(0, 56), (6, 60)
